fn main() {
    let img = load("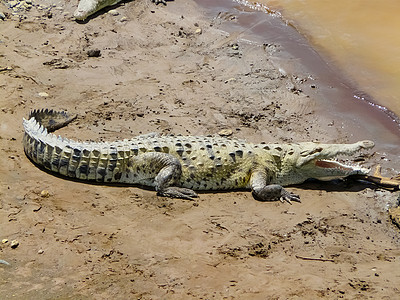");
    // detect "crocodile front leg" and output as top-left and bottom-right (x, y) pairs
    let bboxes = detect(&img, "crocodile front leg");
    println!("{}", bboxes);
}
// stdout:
(129, 153), (198, 200)
(250, 170), (300, 204)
